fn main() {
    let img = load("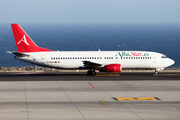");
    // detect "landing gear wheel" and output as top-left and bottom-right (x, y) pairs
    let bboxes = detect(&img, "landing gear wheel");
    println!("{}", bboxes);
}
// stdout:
(87, 70), (96, 75)
(91, 71), (96, 75)
(87, 71), (91, 75)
